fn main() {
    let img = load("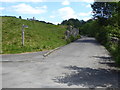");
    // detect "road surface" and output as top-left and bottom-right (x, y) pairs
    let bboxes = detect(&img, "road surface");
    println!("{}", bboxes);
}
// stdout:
(2, 37), (120, 88)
